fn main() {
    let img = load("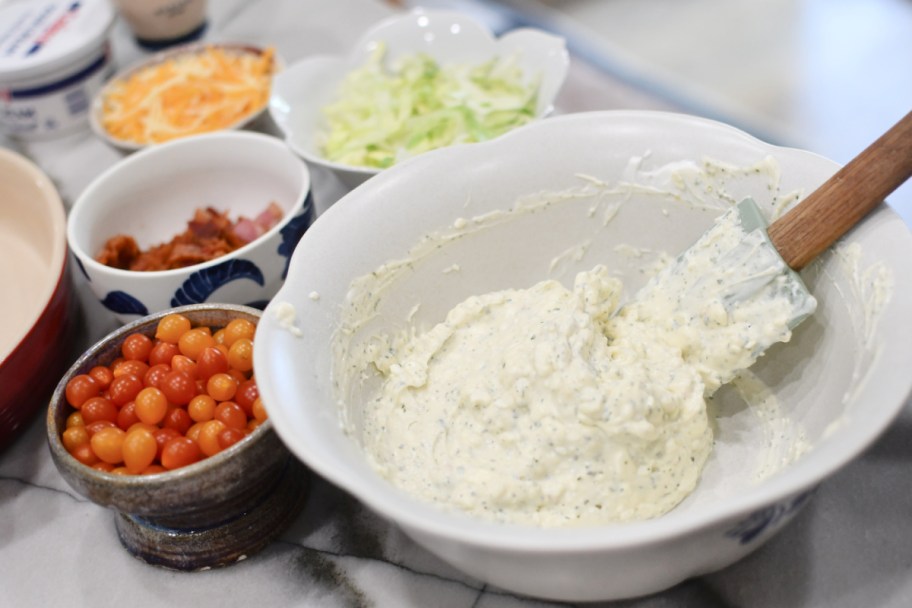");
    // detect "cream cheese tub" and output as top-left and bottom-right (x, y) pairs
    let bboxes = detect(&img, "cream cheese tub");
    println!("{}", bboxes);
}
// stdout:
(0, 0), (114, 139)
